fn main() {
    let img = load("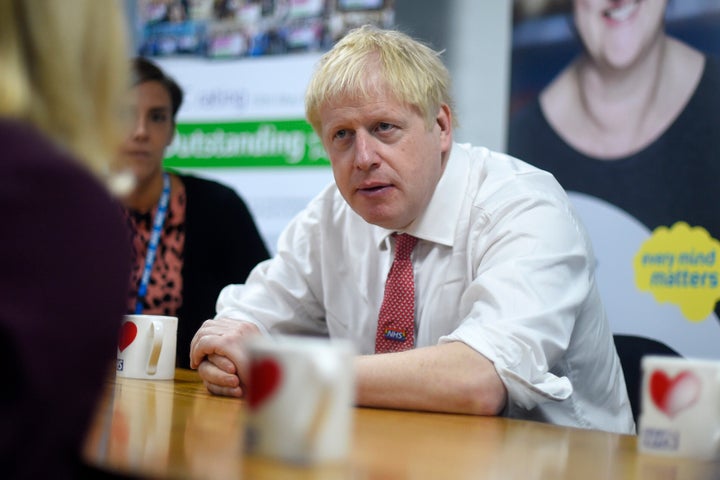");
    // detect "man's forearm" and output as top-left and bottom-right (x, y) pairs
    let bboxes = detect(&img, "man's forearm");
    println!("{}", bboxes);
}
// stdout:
(353, 341), (507, 415)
